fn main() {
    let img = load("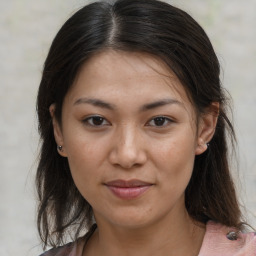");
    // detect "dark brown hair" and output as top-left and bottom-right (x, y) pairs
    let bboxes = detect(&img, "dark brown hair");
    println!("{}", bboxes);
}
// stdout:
(36, 0), (242, 248)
